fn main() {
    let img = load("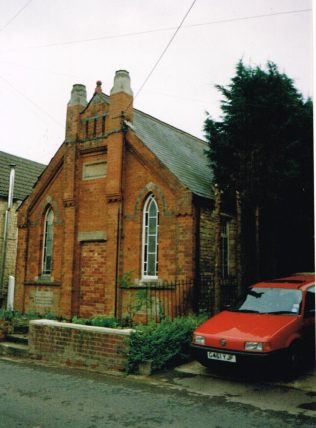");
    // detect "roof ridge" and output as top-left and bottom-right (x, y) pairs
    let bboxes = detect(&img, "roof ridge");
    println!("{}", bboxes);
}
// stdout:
(84, 91), (206, 146)
(0, 150), (46, 167)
